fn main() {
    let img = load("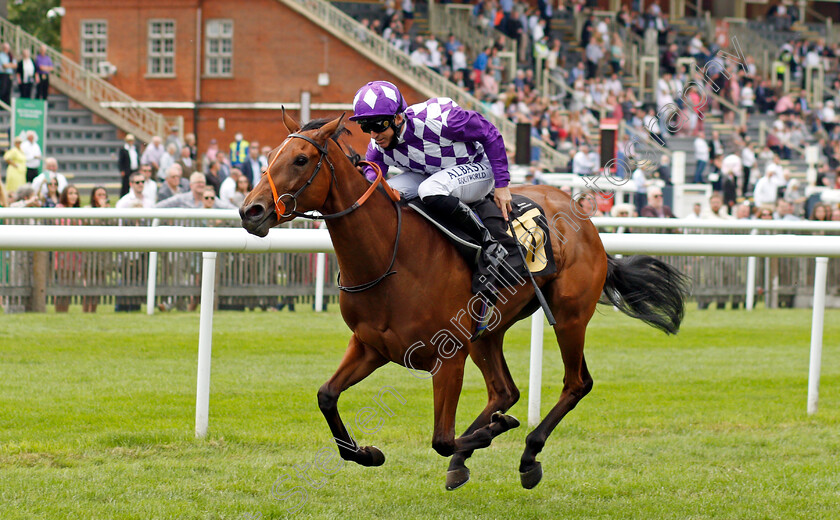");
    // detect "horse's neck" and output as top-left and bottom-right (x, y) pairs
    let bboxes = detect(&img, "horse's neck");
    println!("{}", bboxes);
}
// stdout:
(322, 161), (400, 286)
